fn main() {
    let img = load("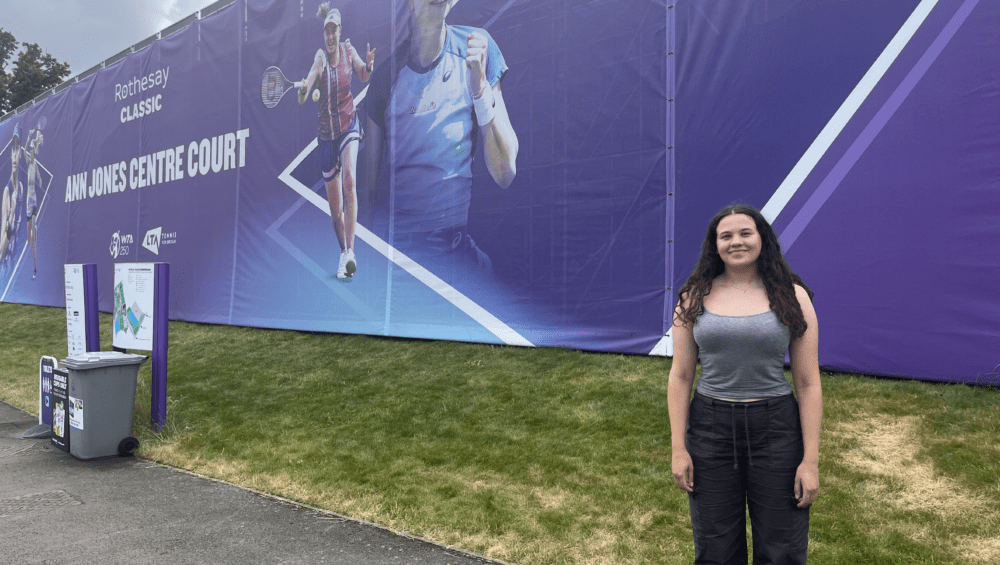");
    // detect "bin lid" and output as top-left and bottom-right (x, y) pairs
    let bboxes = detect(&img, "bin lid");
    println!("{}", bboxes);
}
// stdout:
(60, 351), (148, 370)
